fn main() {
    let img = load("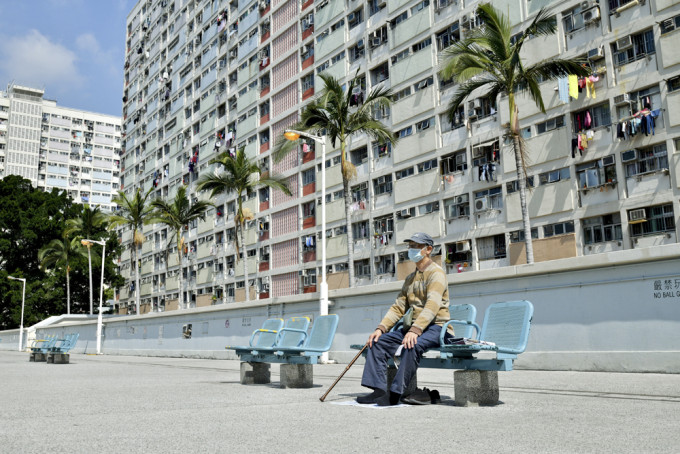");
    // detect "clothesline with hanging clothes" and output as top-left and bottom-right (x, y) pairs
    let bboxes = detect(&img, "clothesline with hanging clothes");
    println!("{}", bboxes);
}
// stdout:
(615, 108), (662, 141)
